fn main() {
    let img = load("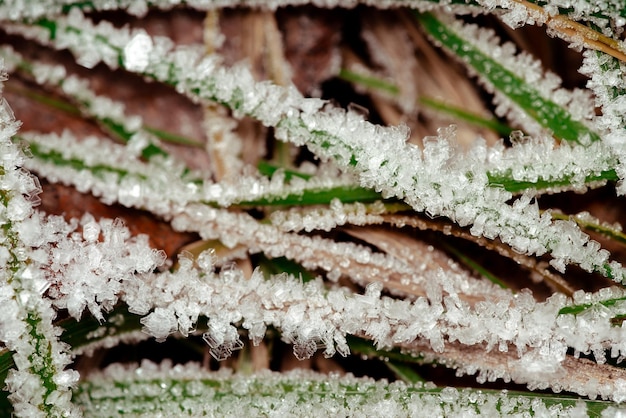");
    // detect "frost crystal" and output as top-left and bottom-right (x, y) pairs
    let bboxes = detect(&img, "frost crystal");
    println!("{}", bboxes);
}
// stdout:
(123, 32), (153, 72)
